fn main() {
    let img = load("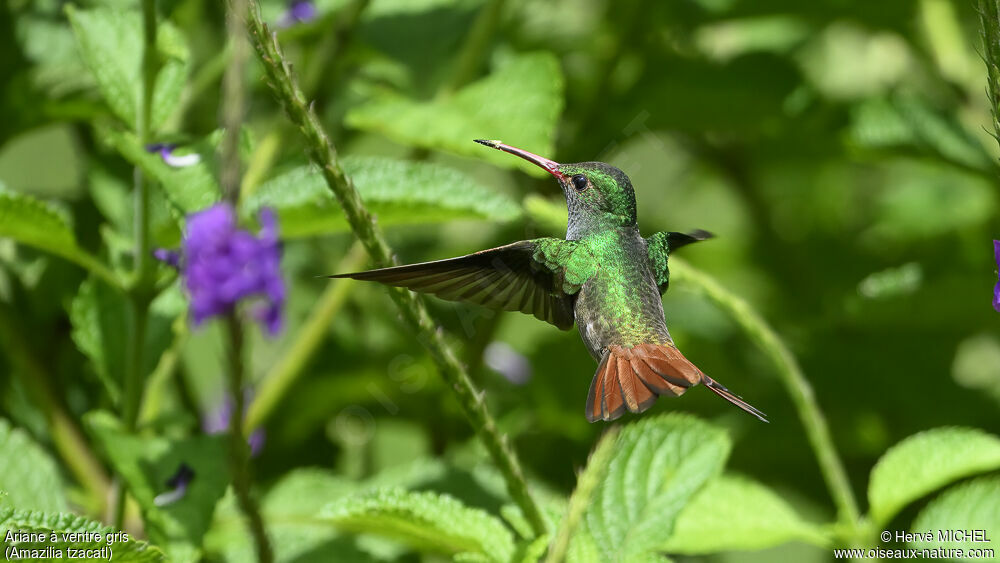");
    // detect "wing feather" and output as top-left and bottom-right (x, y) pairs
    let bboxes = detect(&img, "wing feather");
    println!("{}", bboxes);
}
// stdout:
(329, 239), (585, 330)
